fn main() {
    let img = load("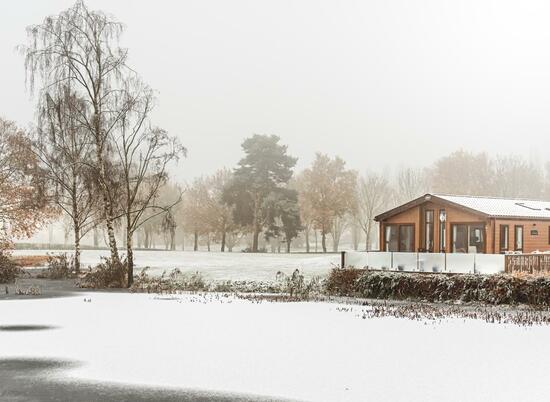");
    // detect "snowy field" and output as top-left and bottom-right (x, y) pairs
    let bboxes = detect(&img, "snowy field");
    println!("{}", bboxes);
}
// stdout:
(1, 292), (550, 401)
(12, 250), (340, 281)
